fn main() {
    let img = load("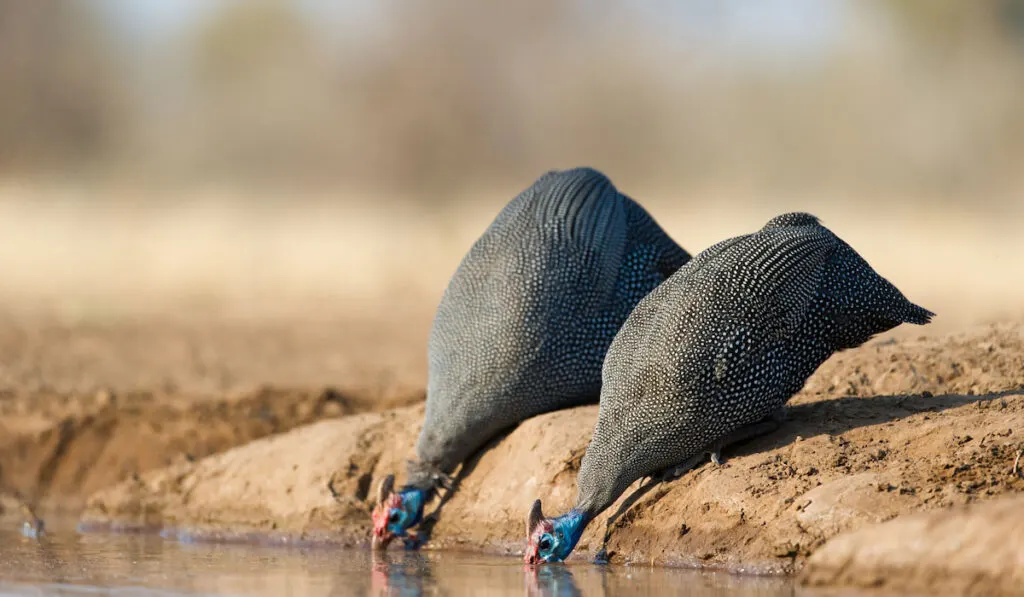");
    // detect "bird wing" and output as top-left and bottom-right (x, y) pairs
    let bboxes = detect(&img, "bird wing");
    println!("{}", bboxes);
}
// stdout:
(524, 168), (628, 255)
(621, 196), (692, 278)
(660, 226), (838, 405)
(715, 226), (837, 337)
